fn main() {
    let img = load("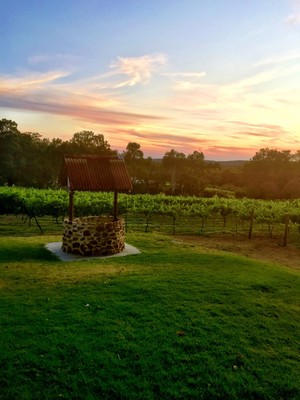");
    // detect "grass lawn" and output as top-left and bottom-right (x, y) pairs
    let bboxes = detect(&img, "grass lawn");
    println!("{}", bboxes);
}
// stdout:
(0, 231), (299, 400)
